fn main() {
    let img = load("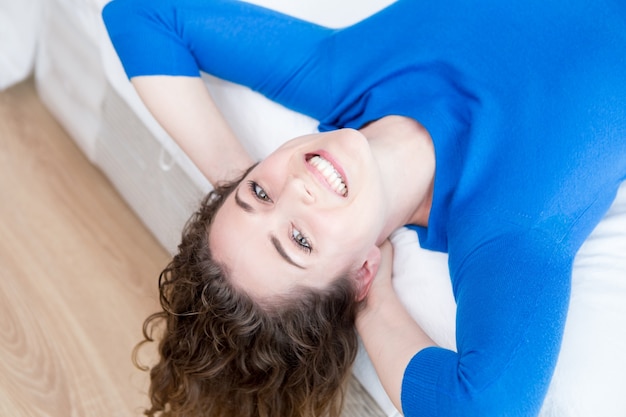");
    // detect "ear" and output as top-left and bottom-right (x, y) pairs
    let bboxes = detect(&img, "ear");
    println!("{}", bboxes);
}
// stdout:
(354, 245), (381, 301)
